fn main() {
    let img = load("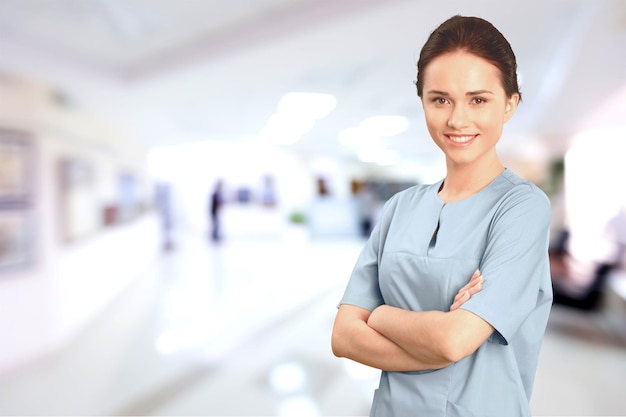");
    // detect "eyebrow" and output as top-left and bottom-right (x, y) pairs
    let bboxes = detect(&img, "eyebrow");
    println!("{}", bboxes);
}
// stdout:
(426, 89), (495, 96)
